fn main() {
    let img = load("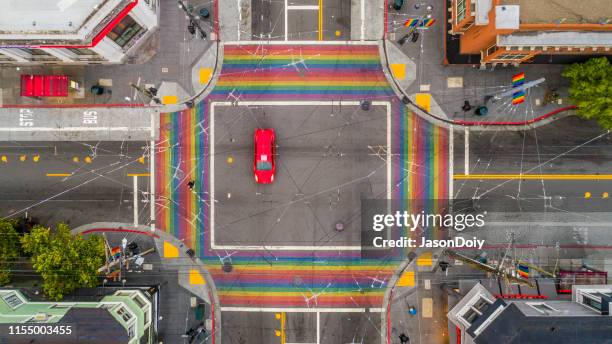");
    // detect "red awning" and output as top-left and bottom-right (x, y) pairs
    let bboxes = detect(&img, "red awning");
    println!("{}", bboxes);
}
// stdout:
(21, 75), (69, 97)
